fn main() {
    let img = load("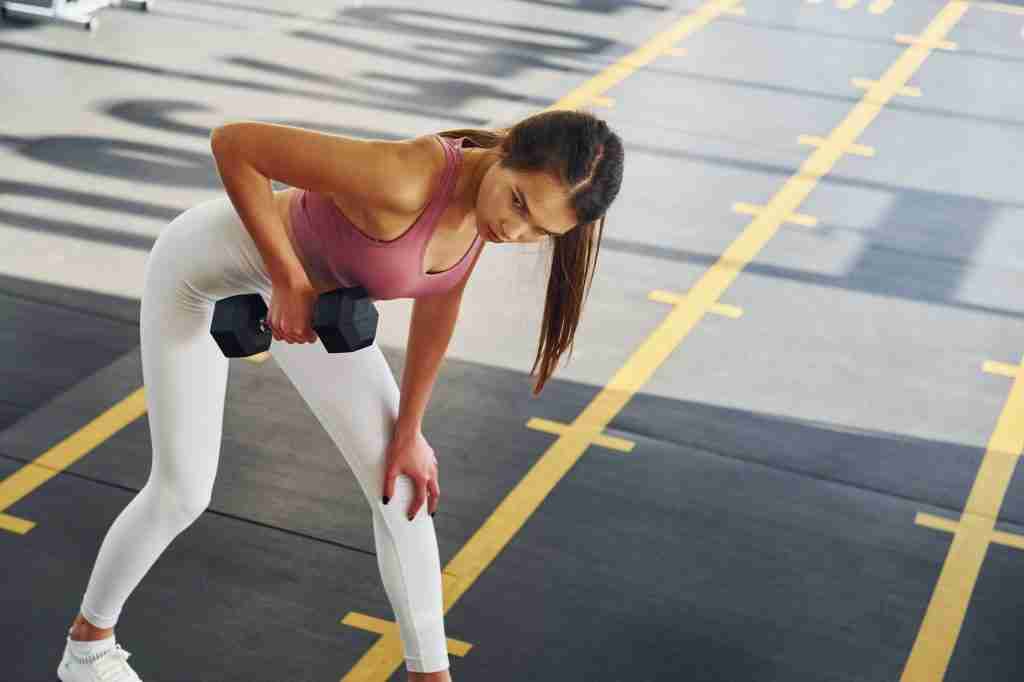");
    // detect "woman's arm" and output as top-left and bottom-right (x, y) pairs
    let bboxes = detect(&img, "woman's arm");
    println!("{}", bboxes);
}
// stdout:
(394, 247), (483, 439)
(208, 122), (435, 286)
(395, 292), (462, 440)
(210, 129), (307, 286)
